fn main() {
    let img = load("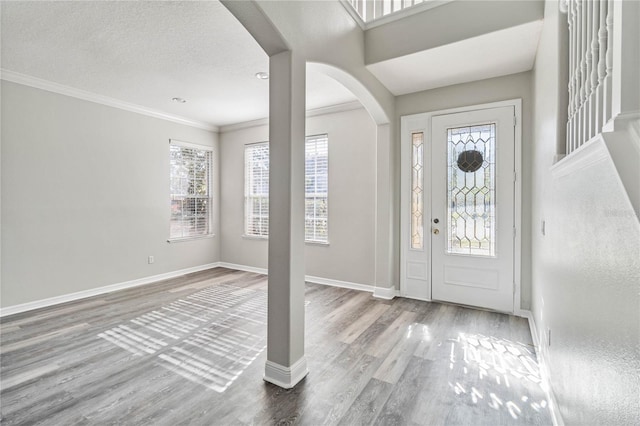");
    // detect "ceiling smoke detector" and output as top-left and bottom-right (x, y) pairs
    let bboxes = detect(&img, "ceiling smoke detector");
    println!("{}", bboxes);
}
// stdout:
(172, 97), (187, 103)
(255, 72), (269, 80)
